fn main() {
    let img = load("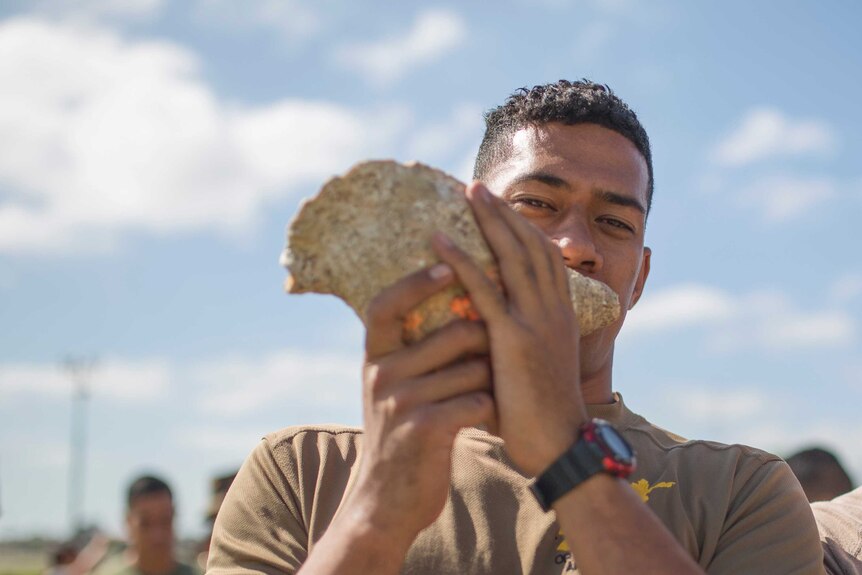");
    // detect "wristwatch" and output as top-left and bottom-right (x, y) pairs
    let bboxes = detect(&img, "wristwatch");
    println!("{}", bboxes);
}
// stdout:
(530, 418), (636, 511)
